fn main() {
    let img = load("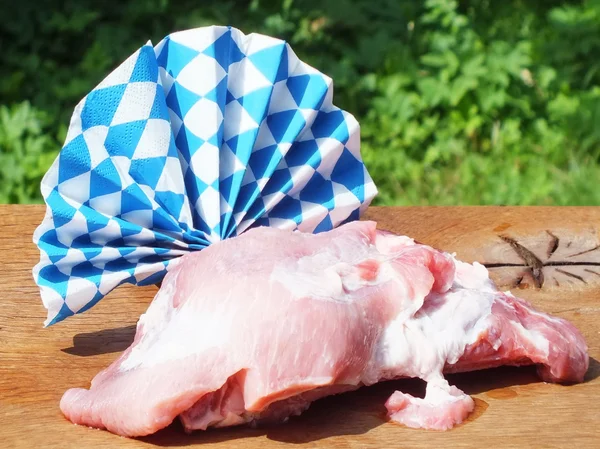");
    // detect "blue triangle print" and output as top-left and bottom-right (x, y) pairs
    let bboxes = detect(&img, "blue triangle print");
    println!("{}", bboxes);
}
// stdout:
(105, 120), (147, 159)
(90, 158), (122, 199)
(219, 173), (235, 204)
(314, 214), (333, 233)
(269, 195), (302, 221)
(83, 206), (110, 233)
(287, 74), (309, 107)
(244, 196), (267, 222)
(203, 29), (245, 70)
(37, 264), (69, 298)
(165, 81), (202, 120)
(340, 207), (361, 225)
(287, 74), (328, 109)
(220, 170), (245, 235)
(275, 46), (289, 83)
(38, 229), (69, 264)
(155, 191), (186, 222)
(58, 134), (92, 183)
(262, 168), (293, 196)
(78, 290), (109, 314)
(148, 84), (170, 120)
(130, 45), (159, 83)
(151, 206), (182, 233)
(175, 127), (205, 161)
(119, 222), (143, 240)
(130, 156), (167, 189)
(248, 43), (286, 83)
(137, 269), (169, 287)
(121, 183), (153, 214)
(156, 37), (201, 79)
(285, 140), (321, 168)
(331, 148), (365, 201)
(267, 110), (306, 144)
(45, 190), (77, 229)
(166, 137), (179, 158)
(47, 301), (74, 326)
(226, 90), (237, 104)
(81, 245), (103, 261)
(204, 77), (228, 115)
(299, 172), (334, 208)
(71, 261), (104, 284)
(81, 84), (127, 130)
(248, 144), (279, 179)
(238, 86), (272, 124)
(232, 180), (259, 215)
(227, 128), (258, 165)
(311, 109), (348, 141)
